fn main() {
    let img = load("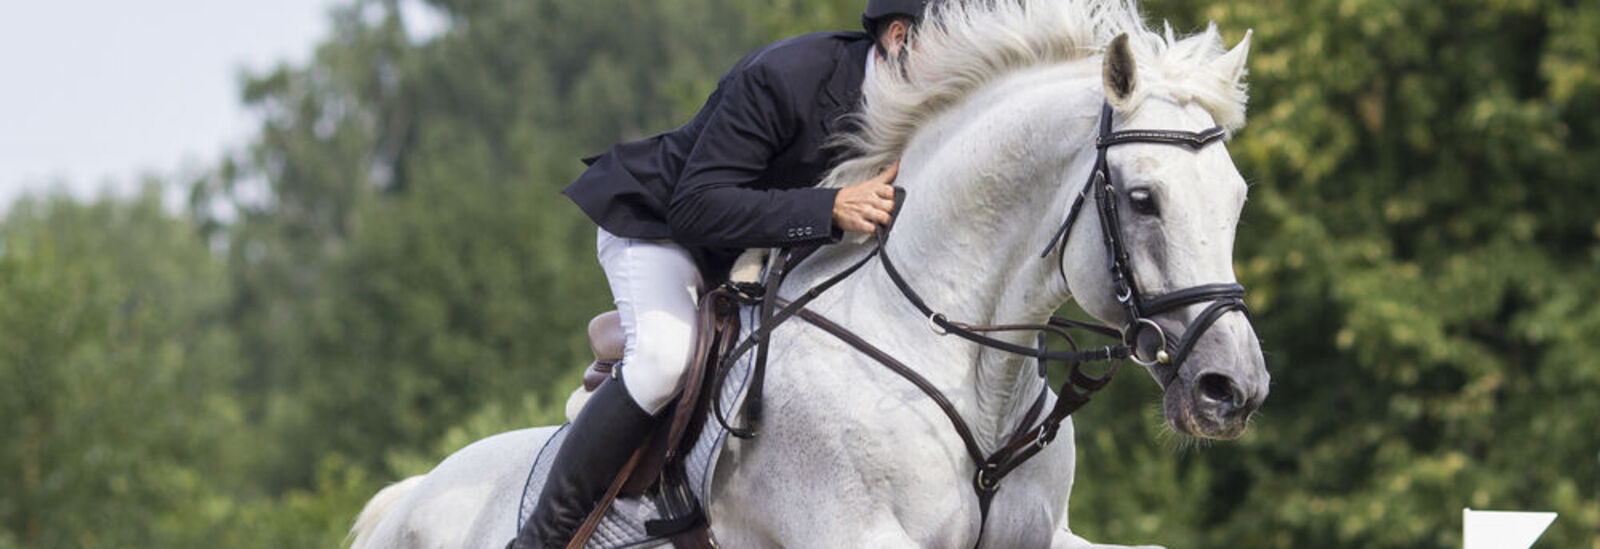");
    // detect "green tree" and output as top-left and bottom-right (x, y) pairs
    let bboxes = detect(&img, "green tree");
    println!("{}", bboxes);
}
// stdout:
(1069, 0), (1600, 547)
(8, 0), (1590, 546)
(193, 0), (870, 494)
(0, 186), (246, 547)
